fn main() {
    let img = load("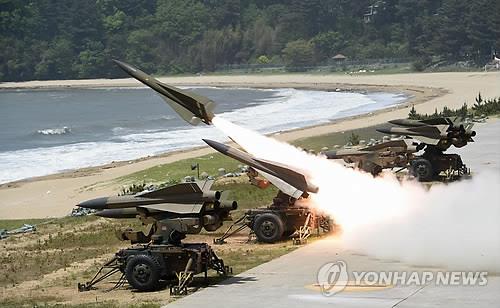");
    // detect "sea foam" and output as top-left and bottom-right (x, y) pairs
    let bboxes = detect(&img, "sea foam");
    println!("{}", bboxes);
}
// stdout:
(36, 126), (71, 135)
